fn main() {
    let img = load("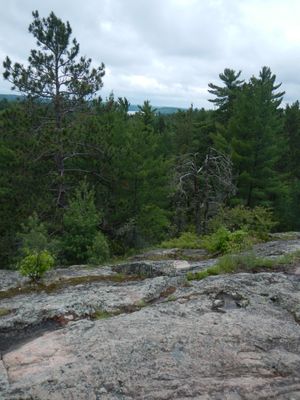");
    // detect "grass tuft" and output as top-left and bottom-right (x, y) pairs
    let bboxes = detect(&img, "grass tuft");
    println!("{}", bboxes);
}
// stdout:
(186, 249), (300, 281)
